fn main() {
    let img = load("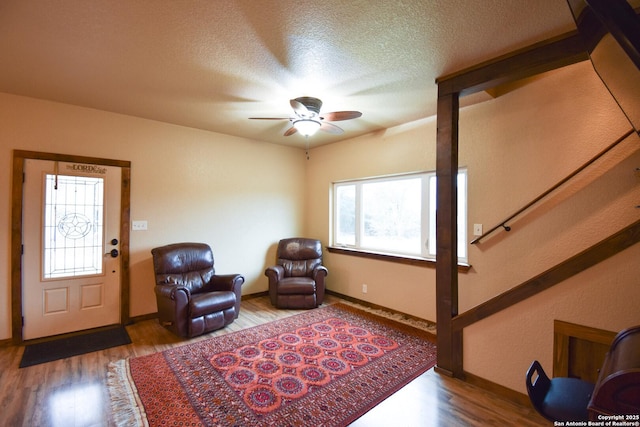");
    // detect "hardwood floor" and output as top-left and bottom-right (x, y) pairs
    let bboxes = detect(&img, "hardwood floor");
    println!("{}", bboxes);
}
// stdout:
(0, 296), (549, 426)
